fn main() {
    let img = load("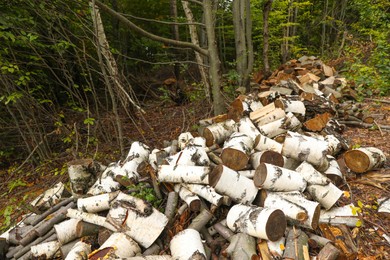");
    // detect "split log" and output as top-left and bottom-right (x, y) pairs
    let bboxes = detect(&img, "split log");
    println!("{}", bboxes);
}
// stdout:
(262, 191), (321, 230)
(225, 233), (257, 259)
(343, 147), (386, 173)
(258, 112), (302, 138)
(184, 184), (224, 206)
(64, 241), (91, 260)
(258, 240), (273, 260)
(228, 95), (264, 121)
(170, 229), (206, 260)
(282, 131), (329, 171)
(209, 165), (259, 204)
(77, 191), (119, 213)
(30, 182), (71, 211)
(157, 165), (210, 184)
(267, 236), (286, 258)
(237, 117), (261, 140)
(319, 224), (358, 260)
(274, 98), (306, 117)
(107, 192), (168, 248)
(258, 90), (281, 105)
(68, 159), (101, 197)
(91, 232), (141, 258)
(255, 108), (286, 127)
(253, 163), (307, 192)
(199, 114), (228, 127)
(295, 161), (330, 185)
(303, 112), (332, 132)
(378, 197), (390, 215)
(30, 240), (61, 259)
(254, 134), (283, 153)
(250, 150), (284, 169)
(319, 204), (360, 227)
(306, 183), (343, 210)
(324, 156), (344, 186)
(282, 228), (309, 260)
(250, 102), (277, 122)
(317, 242), (341, 260)
(226, 204), (286, 241)
(220, 132), (254, 171)
(87, 162), (121, 195)
(202, 119), (237, 147)
(174, 184), (201, 212)
(165, 145), (210, 166)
